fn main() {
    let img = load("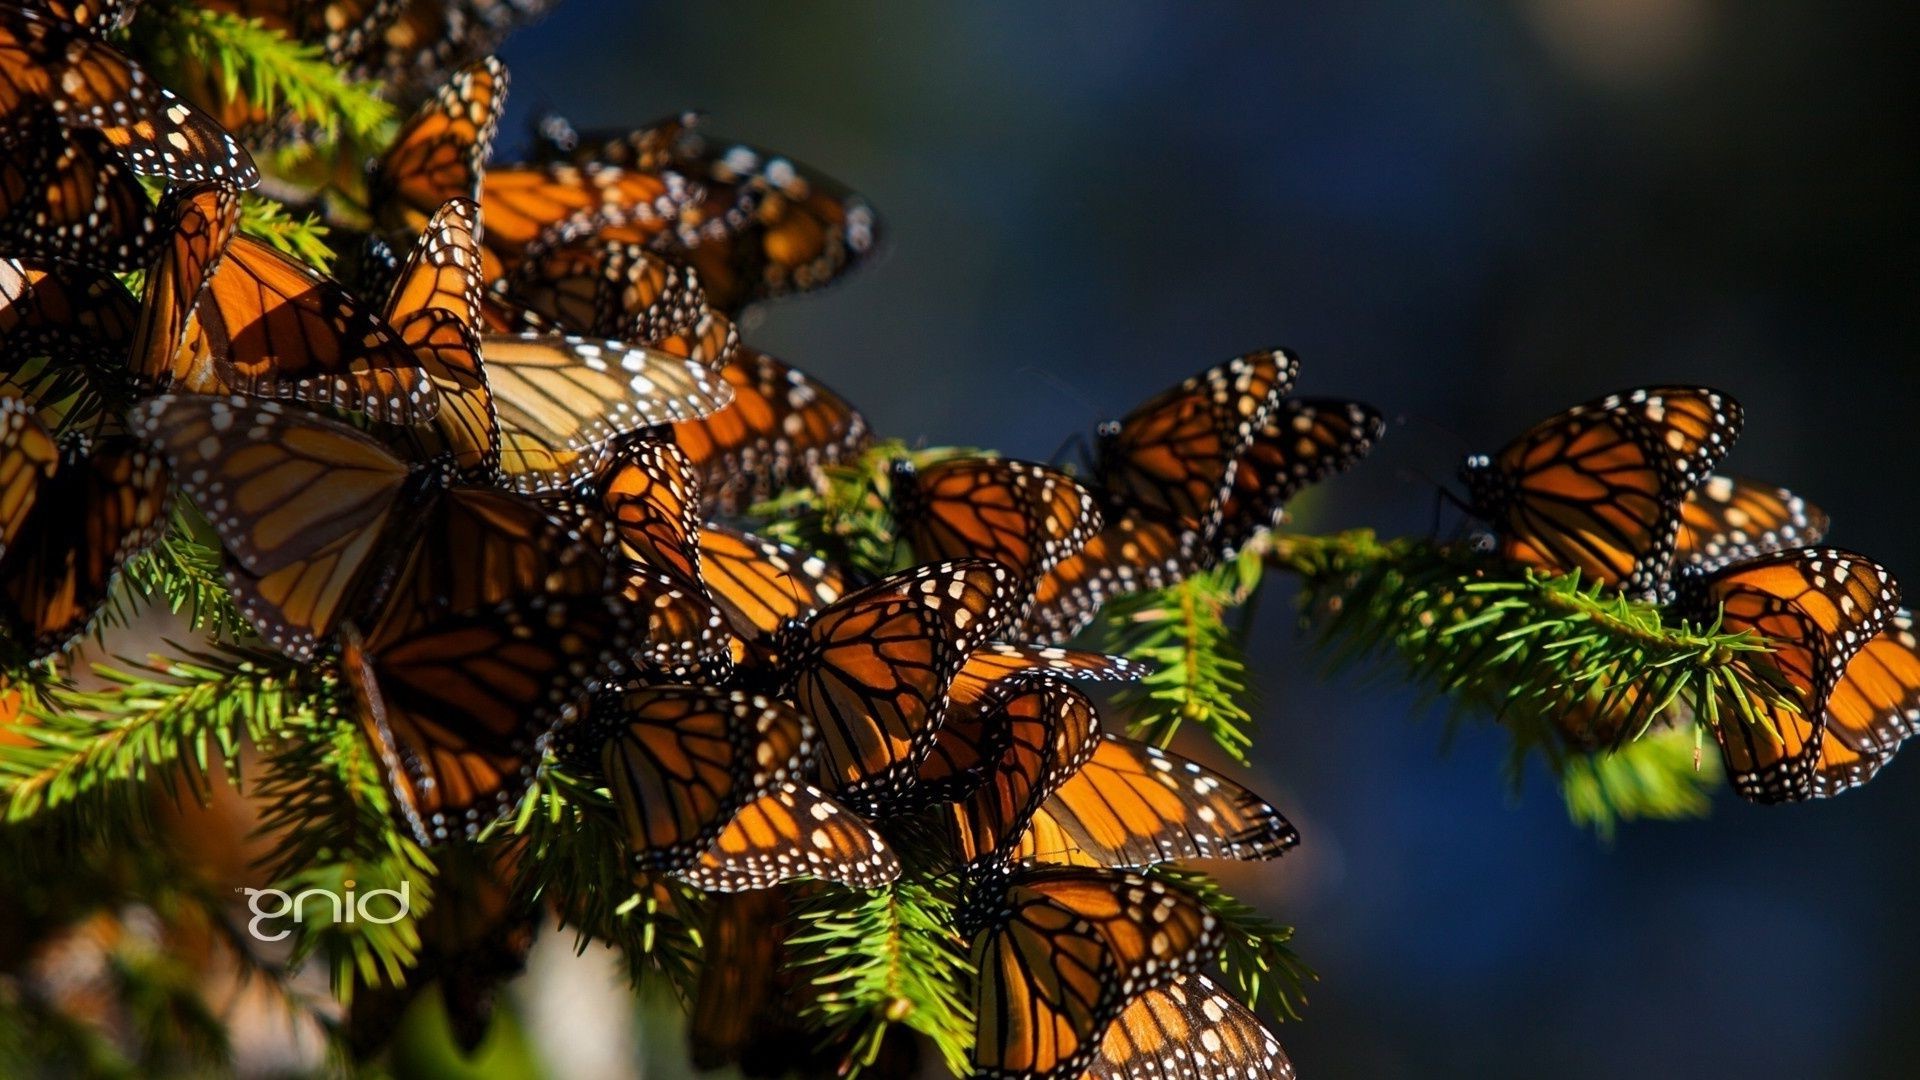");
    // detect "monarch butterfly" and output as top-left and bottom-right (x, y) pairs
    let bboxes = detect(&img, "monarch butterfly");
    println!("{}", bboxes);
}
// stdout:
(579, 686), (815, 873)
(1092, 350), (1297, 541)
(0, 402), (170, 660)
(0, 114), (155, 272)
(1007, 736), (1298, 868)
(921, 643), (1148, 808)
(0, 6), (258, 186)
(1675, 474), (1828, 573)
(379, 198), (735, 492)
(964, 867), (1223, 1080)
(1, 257), (138, 364)
(13, 0), (135, 33)
(597, 439), (702, 584)
(695, 521), (856, 659)
(1024, 514), (1195, 643)
(494, 238), (708, 345)
(614, 563), (731, 679)
(671, 347), (871, 513)
(368, 56), (506, 235)
(1819, 609), (1920, 796)
(478, 162), (693, 280)
(687, 888), (813, 1073)
(537, 114), (881, 313)
(891, 456), (1103, 588)
(779, 559), (1018, 808)
(1675, 547), (1899, 802)
(941, 679), (1101, 869)
(1214, 396), (1386, 560)
(130, 182), (442, 425)
(358, 0), (556, 96)
(1462, 386), (1743, 597)
(1093, 973), (1293, 1080)
(675, 781), (899, 893)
